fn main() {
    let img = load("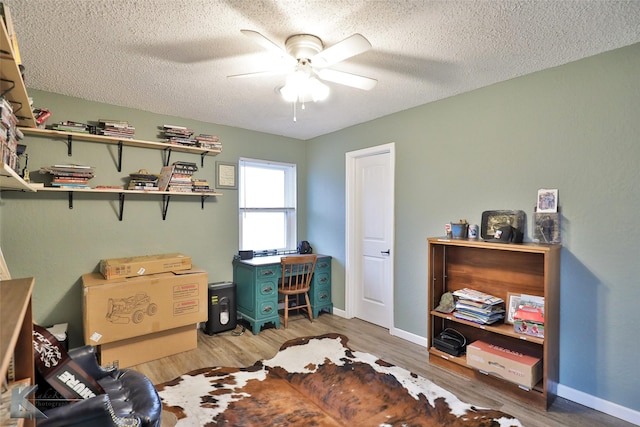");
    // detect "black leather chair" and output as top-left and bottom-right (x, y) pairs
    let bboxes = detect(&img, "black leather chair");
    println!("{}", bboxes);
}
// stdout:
(37, 345), (161, 427)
